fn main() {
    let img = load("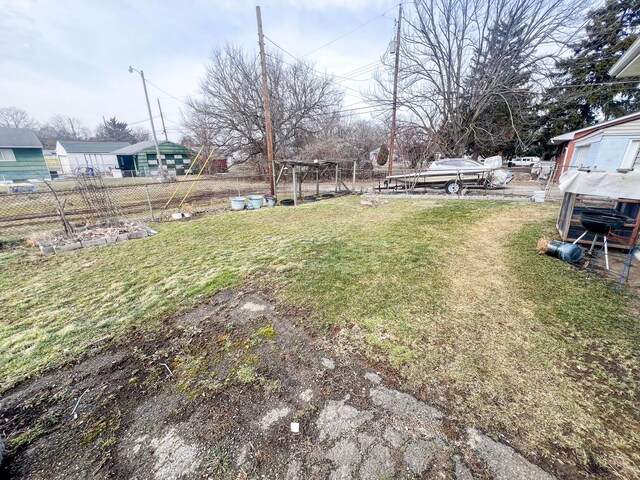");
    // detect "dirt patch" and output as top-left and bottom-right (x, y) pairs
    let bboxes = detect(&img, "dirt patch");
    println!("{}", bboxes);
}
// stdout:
(1, 287), (559, 479)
